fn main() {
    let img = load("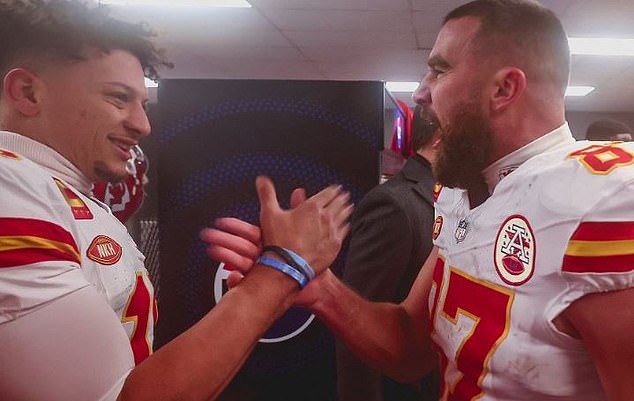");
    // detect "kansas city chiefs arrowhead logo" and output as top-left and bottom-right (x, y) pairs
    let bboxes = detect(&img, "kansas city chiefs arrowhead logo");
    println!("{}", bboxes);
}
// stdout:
(87, 235), (123, 265)
(494, 215), (535, 286)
